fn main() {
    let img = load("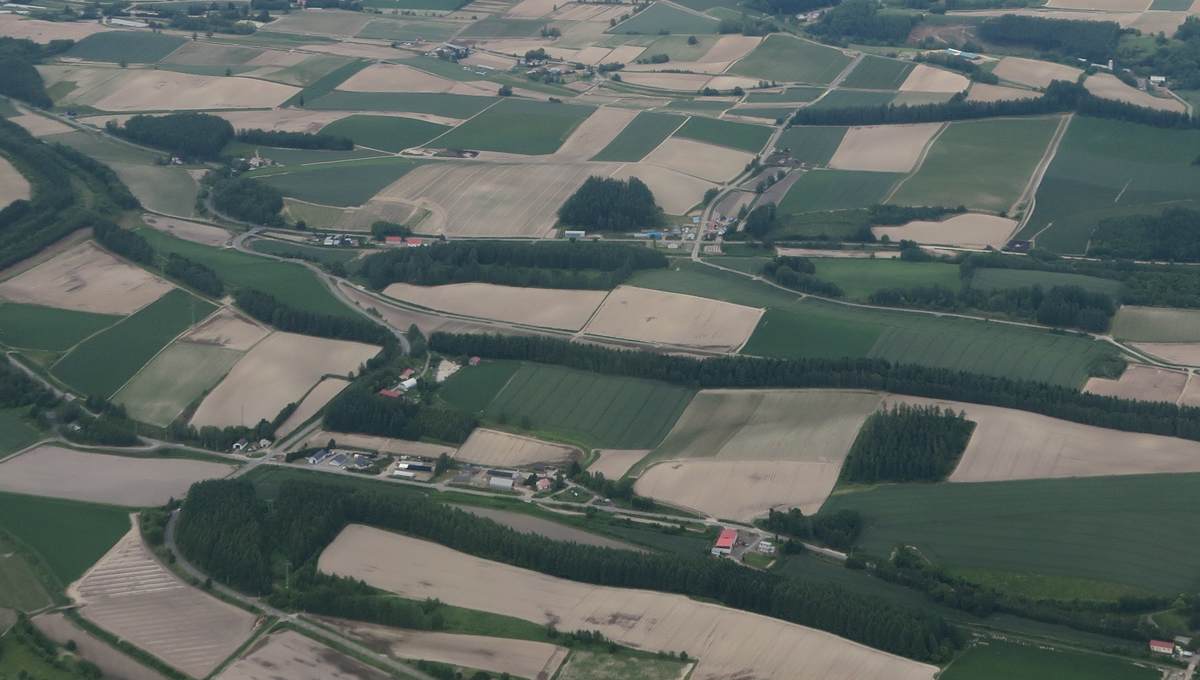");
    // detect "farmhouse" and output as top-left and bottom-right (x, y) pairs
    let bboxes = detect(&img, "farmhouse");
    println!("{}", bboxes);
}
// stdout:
(1150, 640), (1175, 655)
(712, 528), (737, 556)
